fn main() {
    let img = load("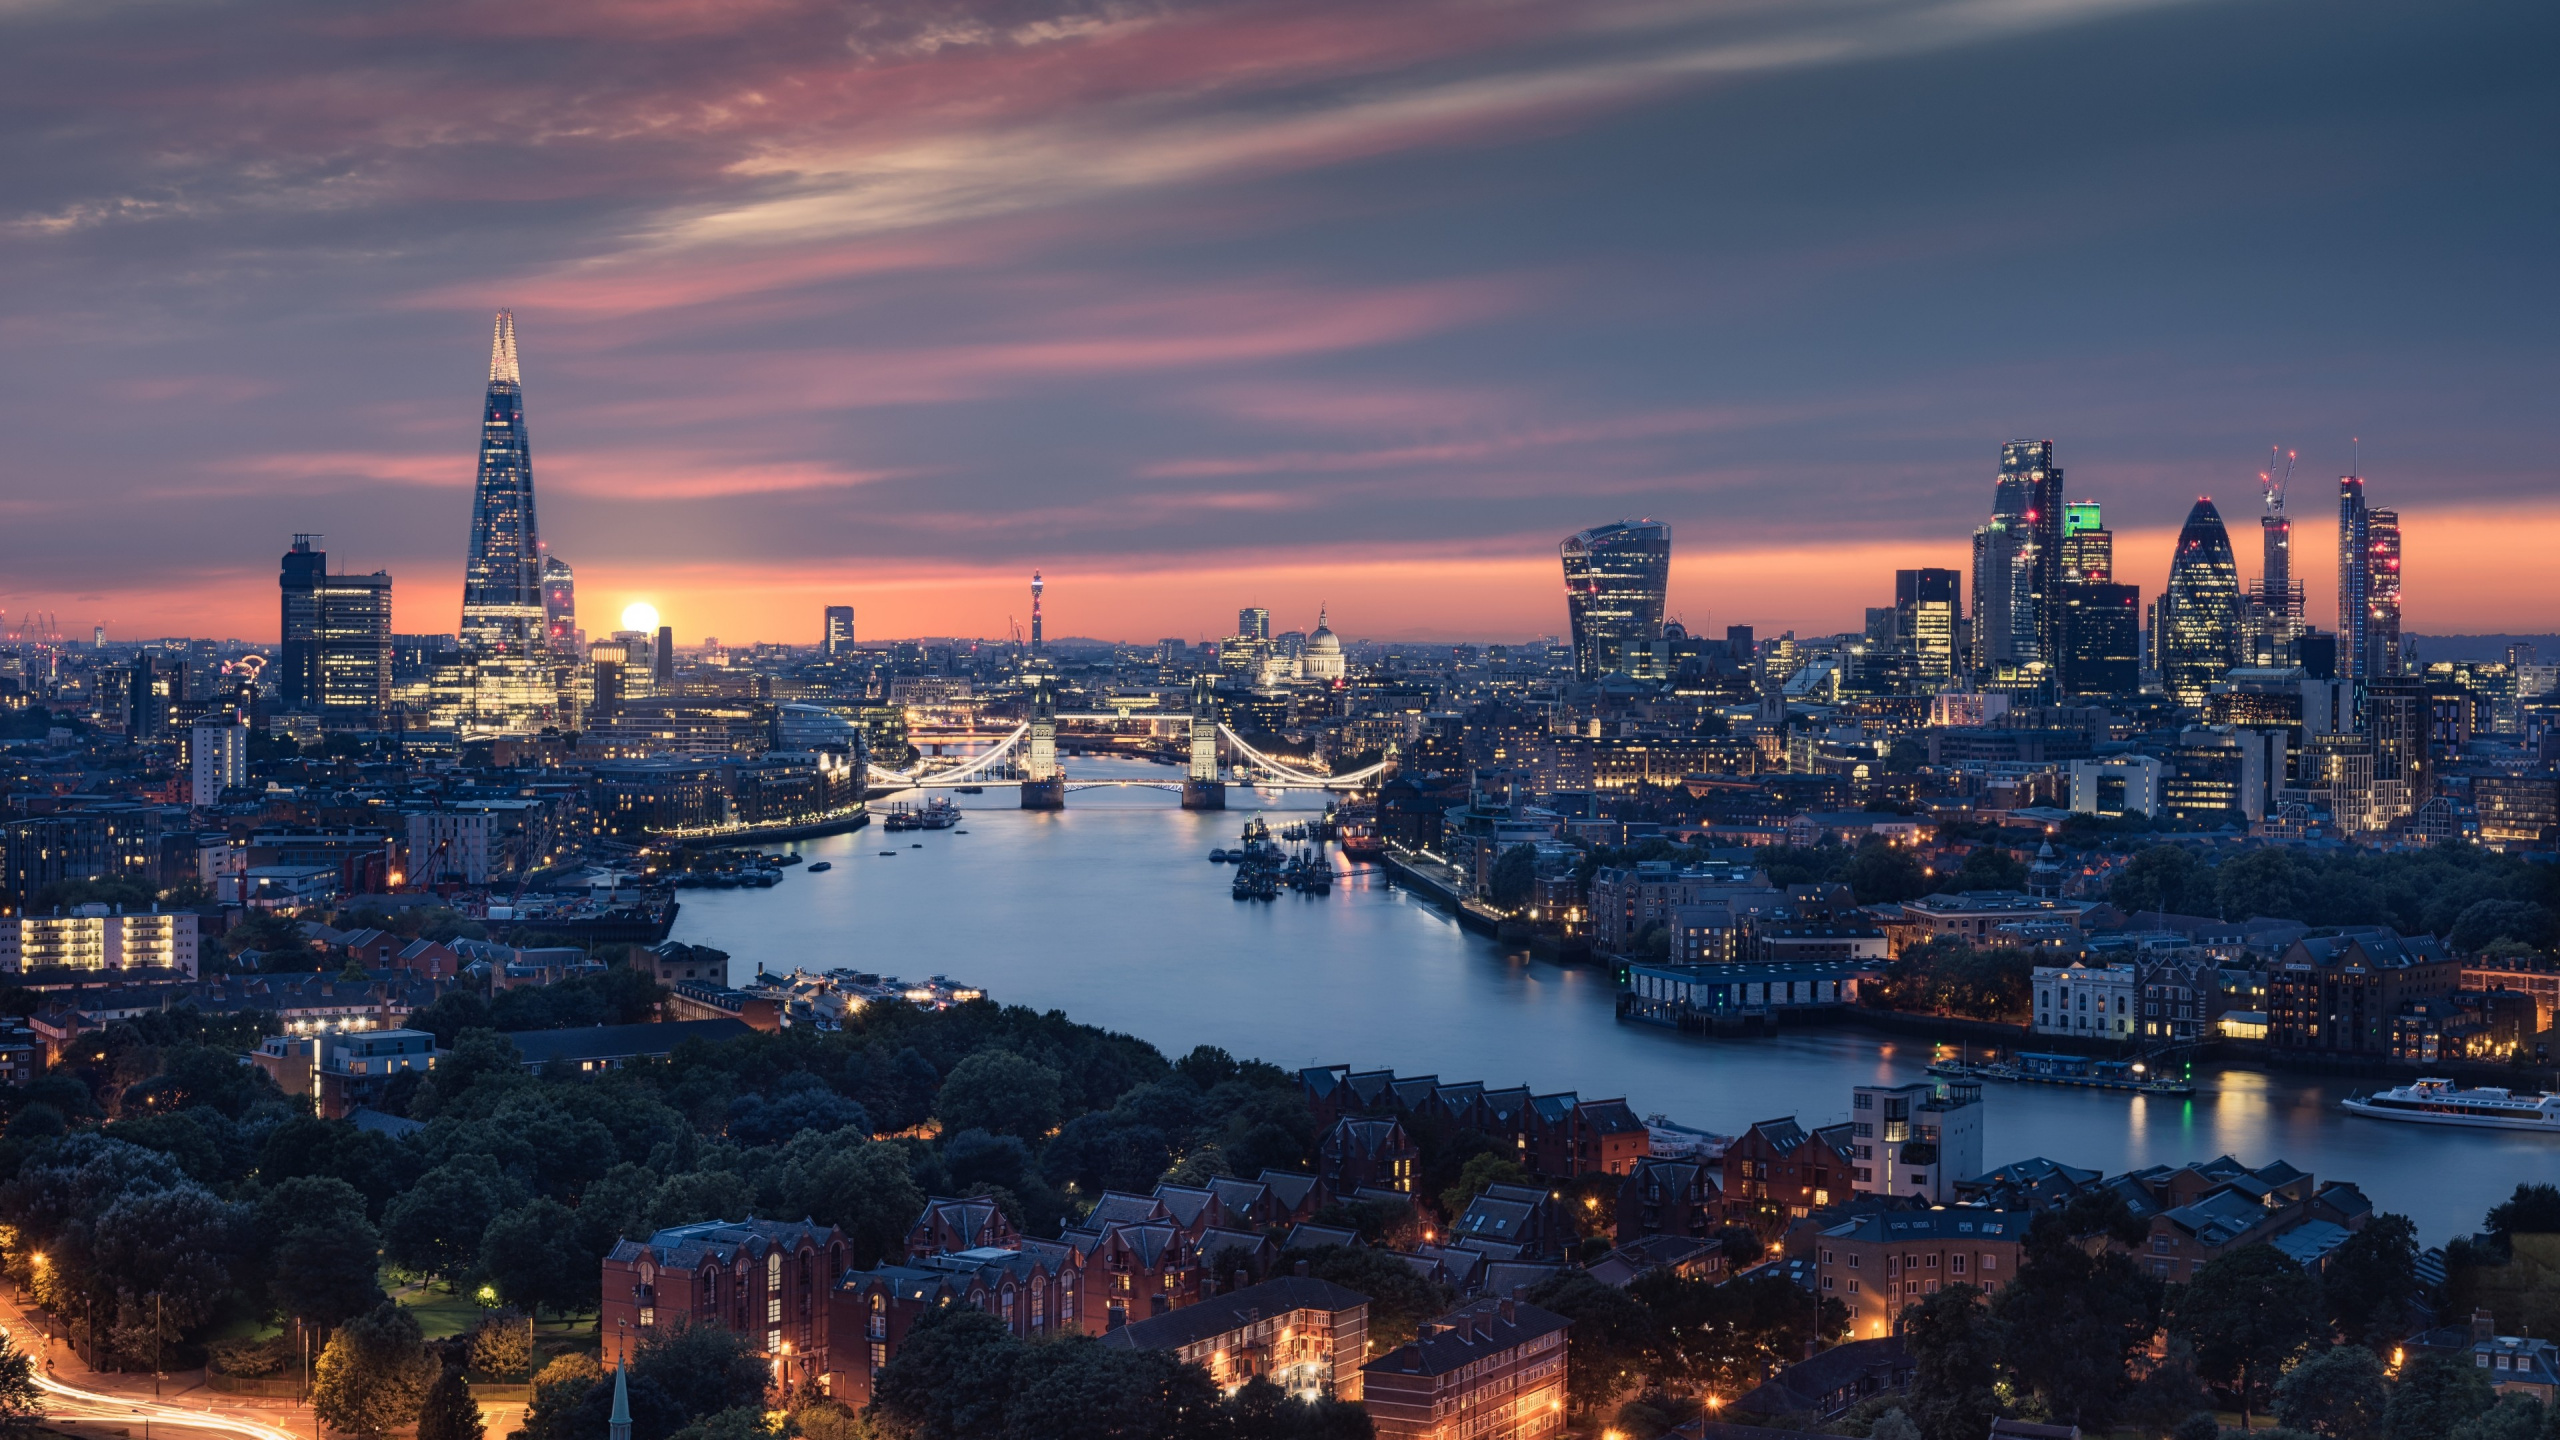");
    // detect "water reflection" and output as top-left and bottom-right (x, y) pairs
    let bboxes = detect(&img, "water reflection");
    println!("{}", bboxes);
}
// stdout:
(672, 759), (2559, 1244)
